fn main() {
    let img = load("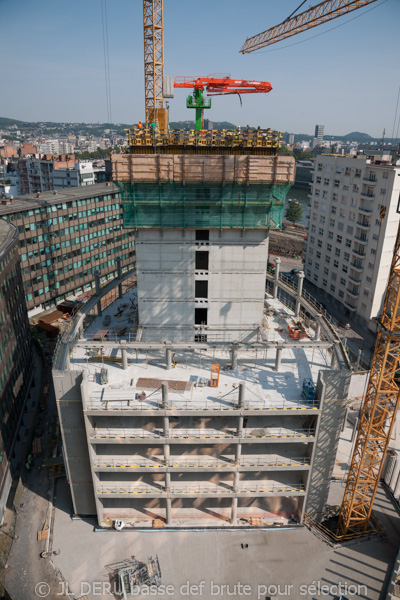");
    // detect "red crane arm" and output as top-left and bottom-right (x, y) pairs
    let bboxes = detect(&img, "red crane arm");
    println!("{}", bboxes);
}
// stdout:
(174, 74), (272, 95)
